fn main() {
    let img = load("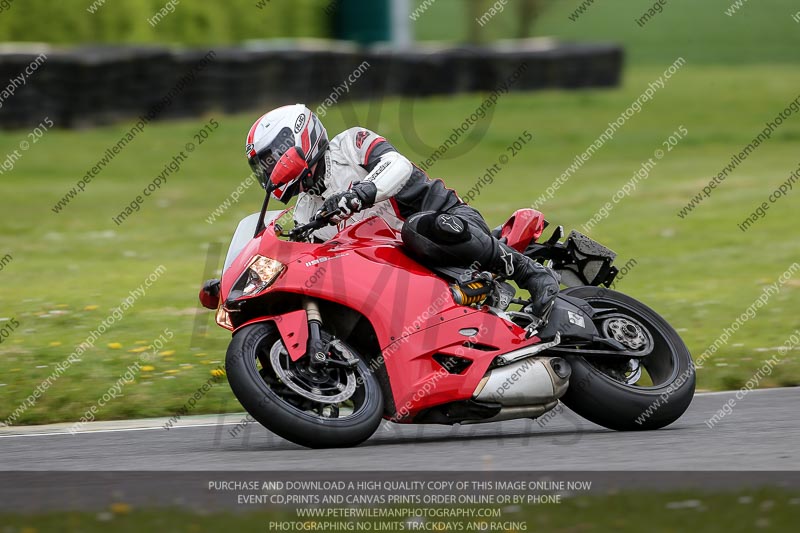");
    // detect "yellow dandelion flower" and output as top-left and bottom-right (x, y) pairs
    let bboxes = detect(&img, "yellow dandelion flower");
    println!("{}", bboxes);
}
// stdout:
(211, 369), (226, 377)
(134, 340), (148, 345)
(128, 346), (148, 353)
(48, 341), (62, 347)
(107, 342), (123, 350)
(141, 365), (155, 372)
(160, 350), (175, 356)
(110, 502), (131, 514)
(164, 369), (179, 374)
(84, 305), (99, 311)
